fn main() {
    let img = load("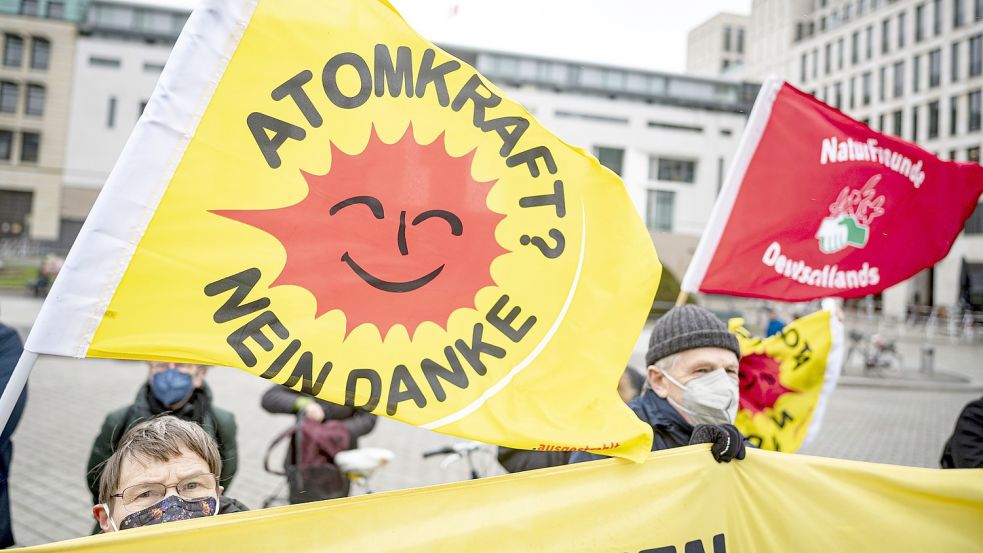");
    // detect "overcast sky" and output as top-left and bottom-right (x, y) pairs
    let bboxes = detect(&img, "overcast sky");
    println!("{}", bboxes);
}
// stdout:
(390, 0), (751, 73)
(150, 0), (751, 74)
